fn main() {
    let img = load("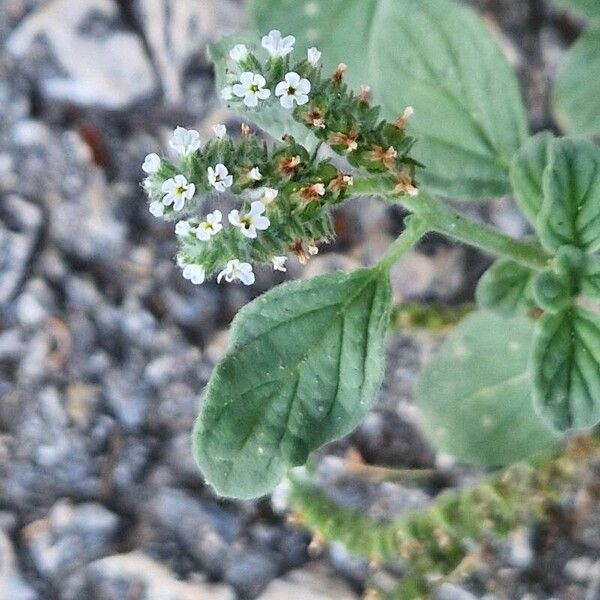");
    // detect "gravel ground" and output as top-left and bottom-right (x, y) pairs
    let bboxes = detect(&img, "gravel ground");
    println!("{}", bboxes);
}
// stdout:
(0, 1), (599, 599)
